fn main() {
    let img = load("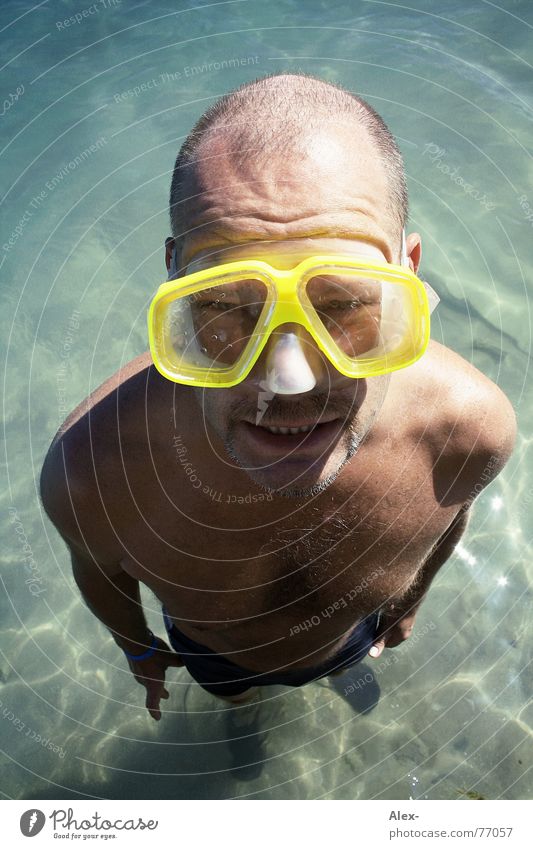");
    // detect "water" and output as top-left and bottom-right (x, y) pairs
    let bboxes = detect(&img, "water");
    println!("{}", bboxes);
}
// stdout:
(1, 0), (531, 800)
